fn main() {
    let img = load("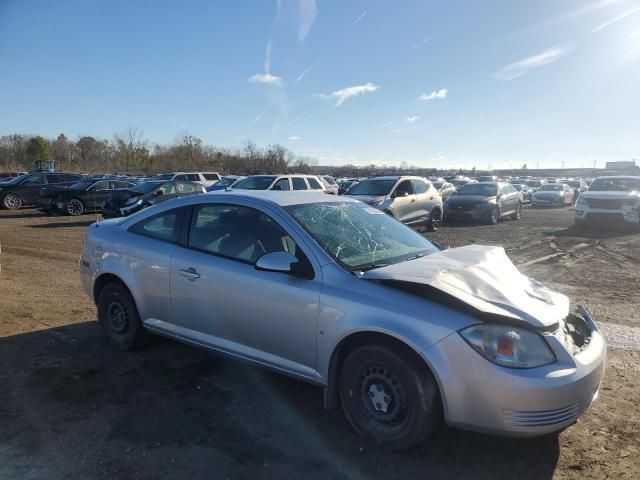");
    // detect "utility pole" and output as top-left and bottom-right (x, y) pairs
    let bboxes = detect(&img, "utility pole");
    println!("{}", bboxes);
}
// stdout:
(536, 162), (540, 170)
